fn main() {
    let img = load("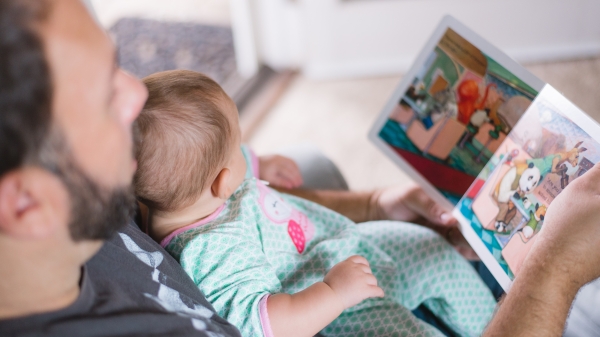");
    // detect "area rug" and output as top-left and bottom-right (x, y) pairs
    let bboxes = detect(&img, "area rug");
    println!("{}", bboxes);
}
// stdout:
(109, 17), (240, 90)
